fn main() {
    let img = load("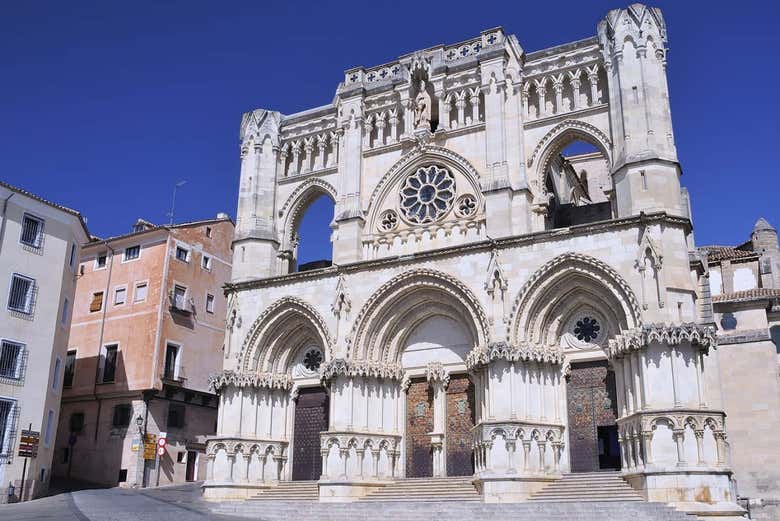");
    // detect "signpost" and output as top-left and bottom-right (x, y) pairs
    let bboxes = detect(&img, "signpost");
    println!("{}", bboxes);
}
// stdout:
(155, 432), (167, 487)
(17, 424), (39, 502)
(143, 433), (157, 461)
